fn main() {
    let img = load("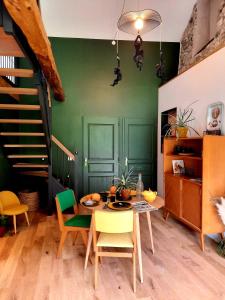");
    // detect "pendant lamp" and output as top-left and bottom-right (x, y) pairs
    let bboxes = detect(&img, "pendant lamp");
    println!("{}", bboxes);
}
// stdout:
(117, 1), (162, 70)
(117, 8), (162, 36)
